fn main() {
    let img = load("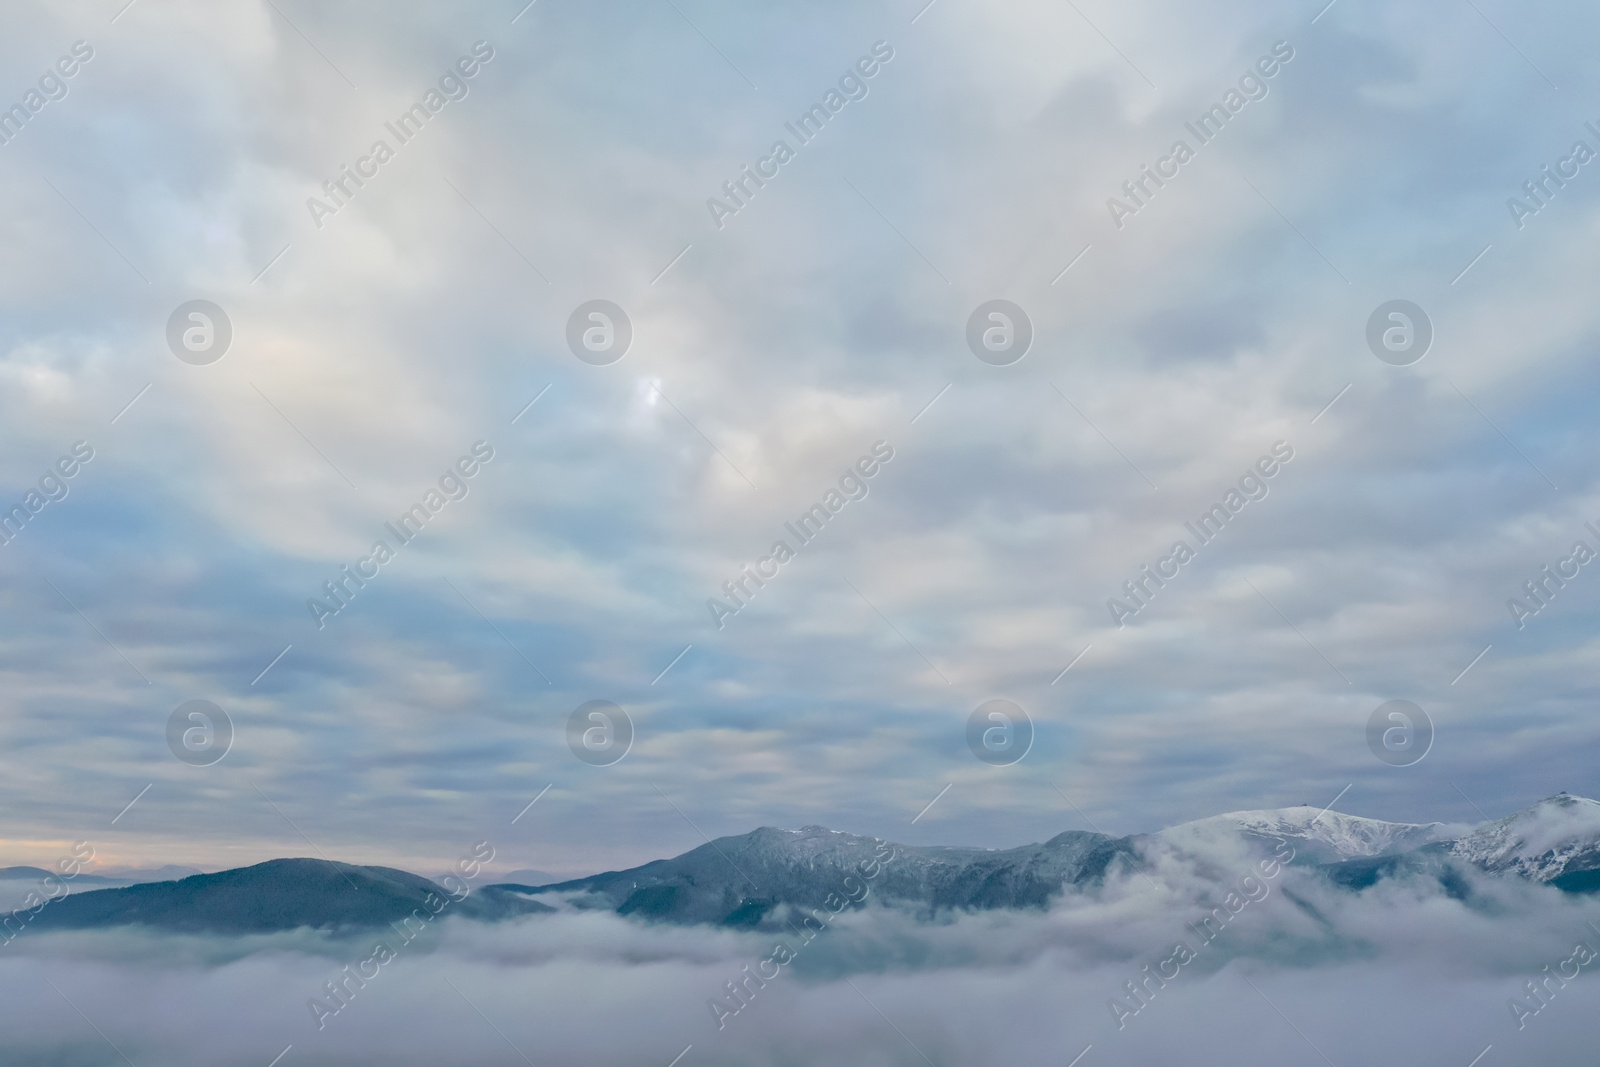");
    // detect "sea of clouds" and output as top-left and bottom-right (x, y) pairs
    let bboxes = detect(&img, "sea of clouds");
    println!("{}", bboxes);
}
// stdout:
(5, 844), (1600, 1065)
